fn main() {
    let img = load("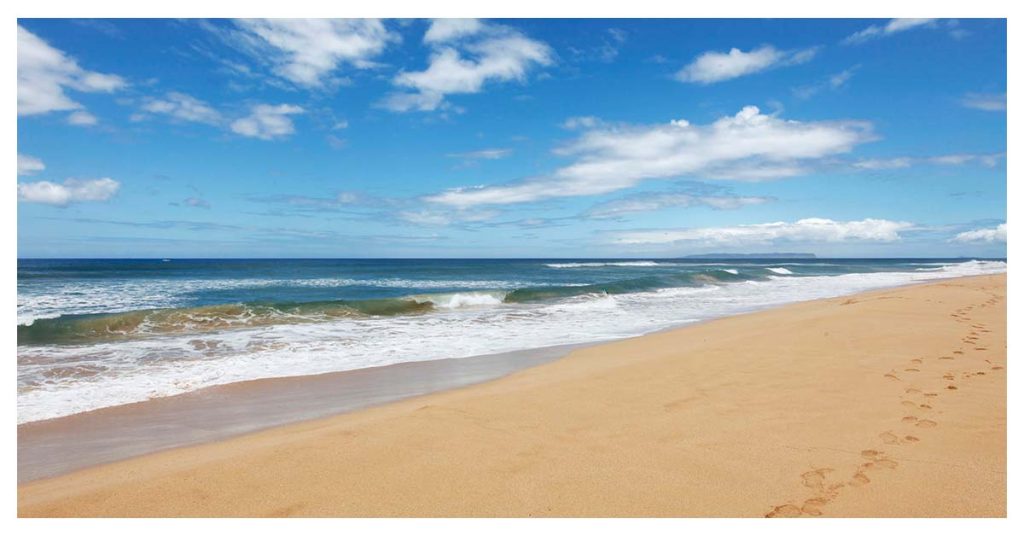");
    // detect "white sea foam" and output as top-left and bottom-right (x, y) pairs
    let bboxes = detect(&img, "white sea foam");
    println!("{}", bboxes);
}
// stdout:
(766, 267), (794, 275)
(17, 260), (1006, 423)
(413, 291), (508, 309)
(722, 269), (739, 275)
